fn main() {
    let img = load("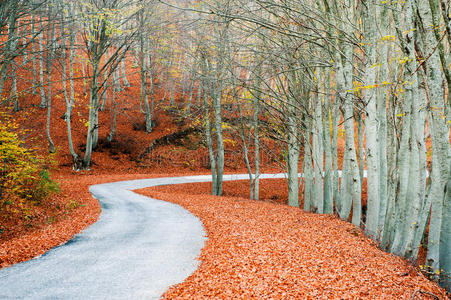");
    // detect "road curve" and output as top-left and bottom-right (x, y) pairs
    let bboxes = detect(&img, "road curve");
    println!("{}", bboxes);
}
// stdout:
(0, 174), (284, 299)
